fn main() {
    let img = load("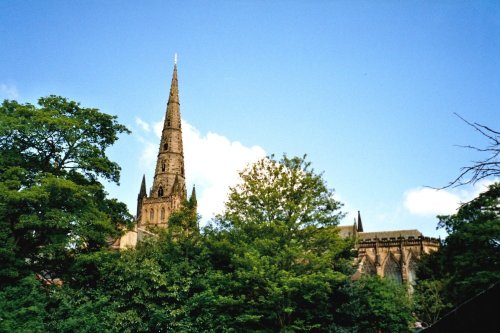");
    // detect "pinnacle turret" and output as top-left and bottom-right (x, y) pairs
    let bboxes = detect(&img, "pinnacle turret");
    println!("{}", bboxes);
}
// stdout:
(357, 210), (364, 232)
(136, 174), (147, 220)
(138, 174), (147, 198)
(189, 185), (197, 207)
